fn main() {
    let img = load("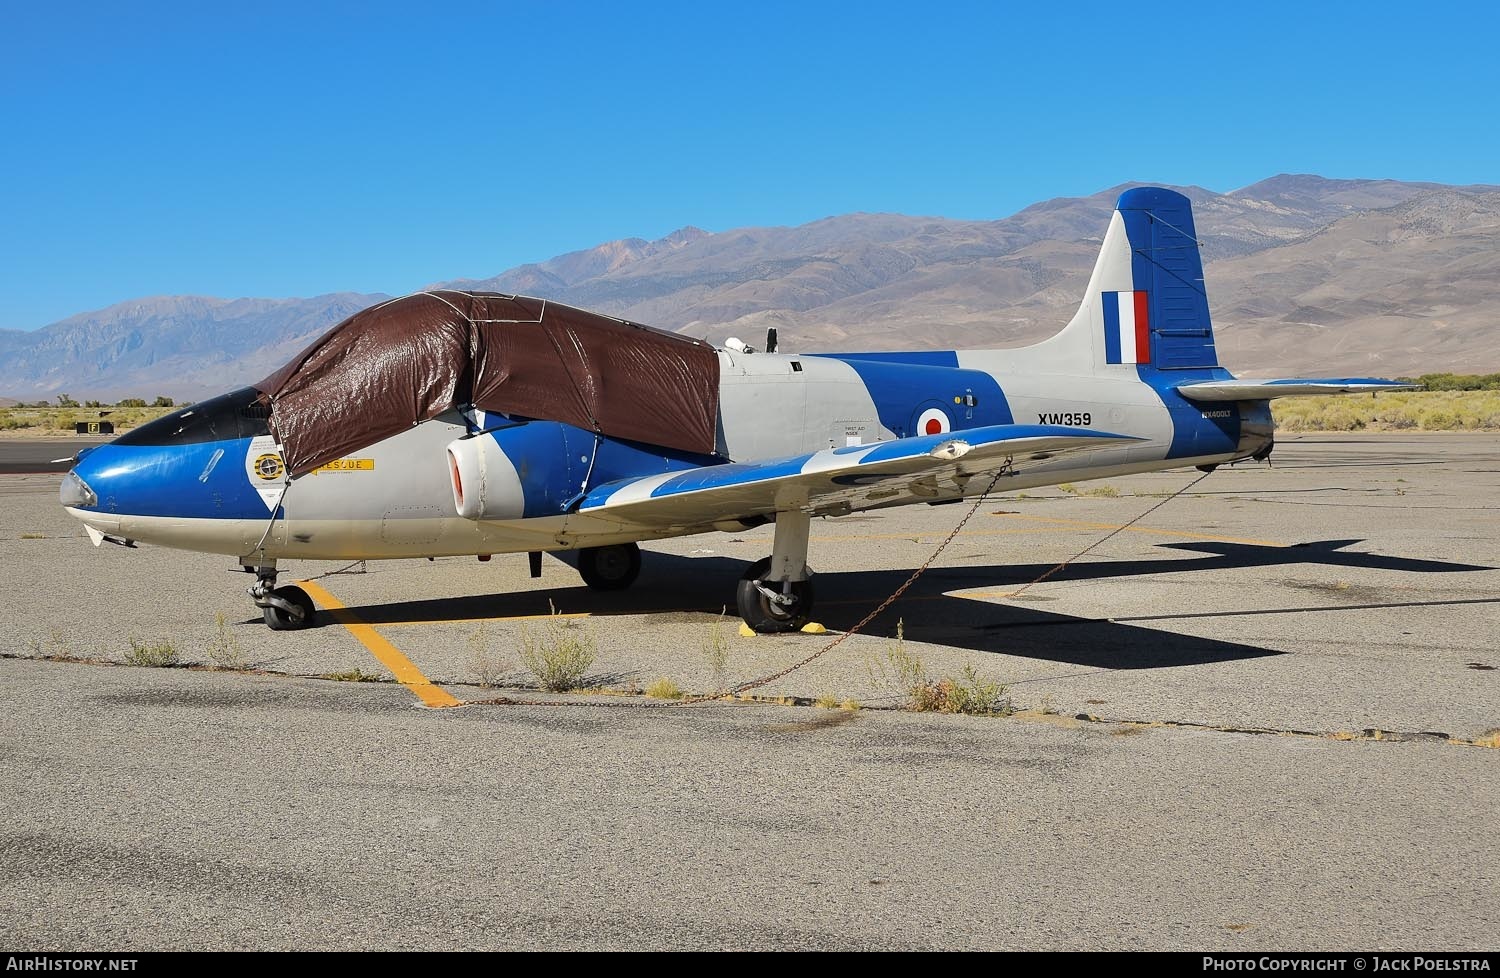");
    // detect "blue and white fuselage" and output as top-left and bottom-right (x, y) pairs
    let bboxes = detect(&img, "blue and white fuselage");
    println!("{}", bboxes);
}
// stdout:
(60, 188), (1412, 631)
